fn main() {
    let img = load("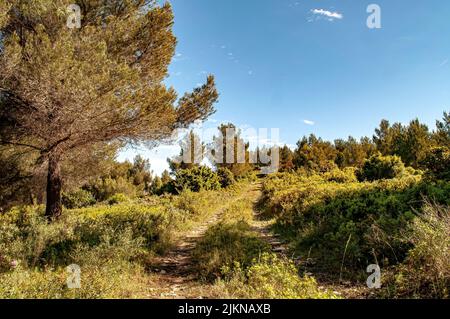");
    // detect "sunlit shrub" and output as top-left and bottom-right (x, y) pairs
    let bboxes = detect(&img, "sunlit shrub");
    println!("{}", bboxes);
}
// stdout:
(382, 203), (449, 298)
(217, 167), (235, 188)
(174, 166), (221, 193)
(323, 167), (357, 183)
(421, 146), (450, 181)
(106, 193), (130, 205)
(261, 170), (450, 276)
(216, 253), (338, 299)
(193, 221), (270, 280)
(62, 189), (96, 209)
(357, 153), (405, 181)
